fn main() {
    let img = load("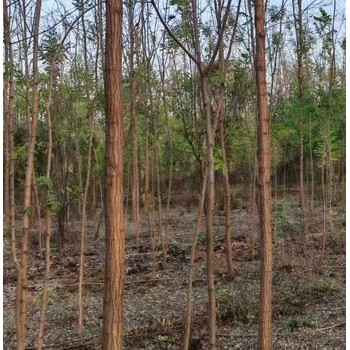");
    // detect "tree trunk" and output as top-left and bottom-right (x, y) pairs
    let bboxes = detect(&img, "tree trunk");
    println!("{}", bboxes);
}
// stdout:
(254, 0), (273, 348)
(78, 1), (95, 332)
(320, 146), (327, 268)
(37, 74), (54, 347)
(201, 75), (217, 350)
(292, 0), (307, 233)
(15, 1), (43, 348)
(155, 140), (167, 267)
(183, 167), (208, 350)
(219, 118), (234, 274)
(128, 2), (141, 249)
(102, 0), (125, 348)
(4, 0), (17, 264)
(78, 113), (94, 334)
